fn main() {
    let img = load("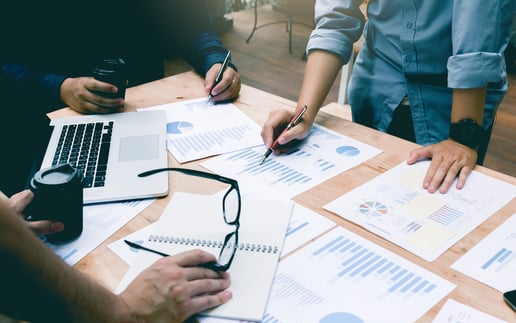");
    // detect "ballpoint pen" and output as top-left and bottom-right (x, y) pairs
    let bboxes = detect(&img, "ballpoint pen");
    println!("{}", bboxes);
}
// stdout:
(207, 50), (231, 102)
(259, 105), (308, 165)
